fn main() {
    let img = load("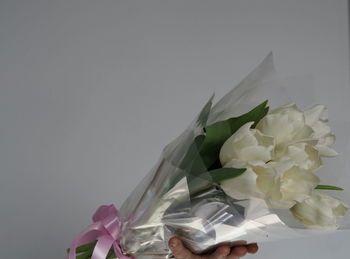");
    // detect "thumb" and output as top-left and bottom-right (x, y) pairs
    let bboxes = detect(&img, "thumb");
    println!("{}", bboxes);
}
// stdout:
(169, 237), (194, 259)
